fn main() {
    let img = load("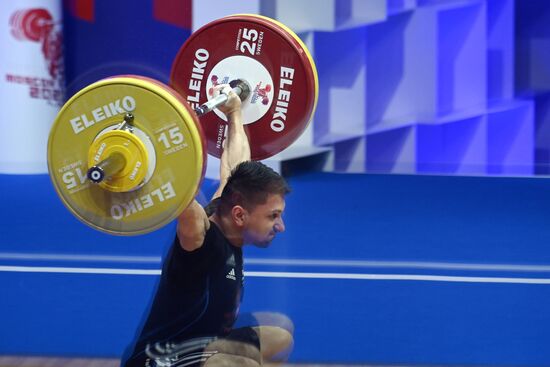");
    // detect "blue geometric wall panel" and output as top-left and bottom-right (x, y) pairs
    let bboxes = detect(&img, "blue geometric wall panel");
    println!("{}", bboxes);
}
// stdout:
(311, 0), (536, 175)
